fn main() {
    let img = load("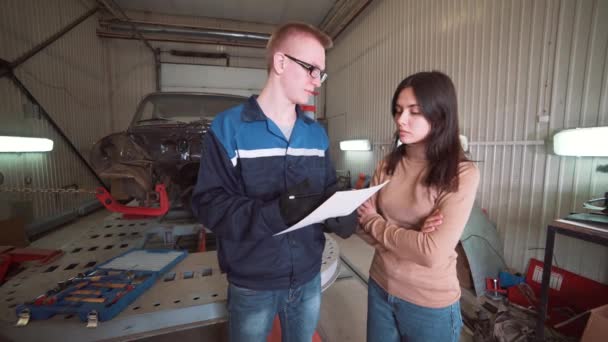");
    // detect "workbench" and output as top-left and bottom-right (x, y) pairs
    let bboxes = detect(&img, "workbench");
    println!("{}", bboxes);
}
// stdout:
(535, 218), (608, 340)
(0, 213), (341, 341)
